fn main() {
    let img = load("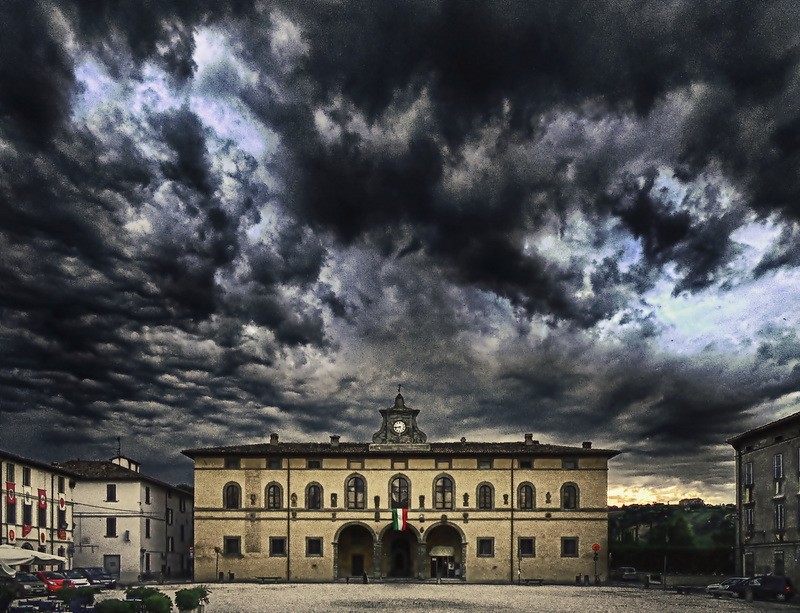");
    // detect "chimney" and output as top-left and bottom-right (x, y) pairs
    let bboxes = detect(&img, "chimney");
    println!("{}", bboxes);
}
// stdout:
(269, 433), (279, 445)
(524, 433), (533, 446)
(330, 435), (340, 447)
(582, 441), (592, 449)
